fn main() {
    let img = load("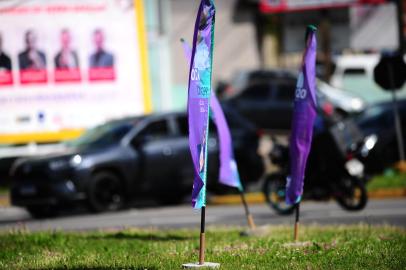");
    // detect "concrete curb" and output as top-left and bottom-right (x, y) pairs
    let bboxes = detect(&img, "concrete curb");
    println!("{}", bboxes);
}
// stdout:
(368, 188), (406, 199)
(0, 195), (9, 207)
(209, 189), (406, 205)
